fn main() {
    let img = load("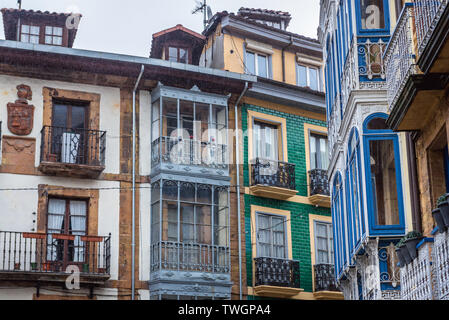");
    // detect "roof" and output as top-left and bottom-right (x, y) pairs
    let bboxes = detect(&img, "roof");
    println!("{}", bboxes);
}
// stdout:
(1, 8), (82, 48)
(238, 7), (292, 18)
(150, 24), (206, 65)
(237, 7), (292, 27)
